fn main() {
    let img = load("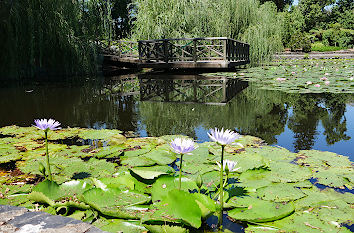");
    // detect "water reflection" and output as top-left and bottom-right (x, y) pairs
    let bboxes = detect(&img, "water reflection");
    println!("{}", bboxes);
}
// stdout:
(0, 75), (353, 159)
(138, 74), (248, 105)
